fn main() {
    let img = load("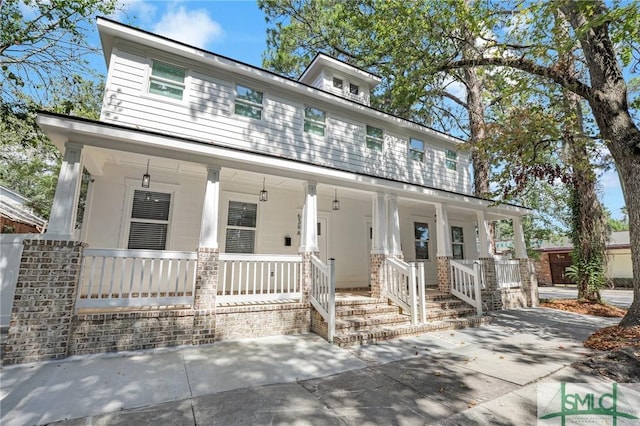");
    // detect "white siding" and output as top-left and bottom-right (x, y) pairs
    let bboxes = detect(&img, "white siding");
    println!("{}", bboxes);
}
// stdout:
(101, 45), (472, 195)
